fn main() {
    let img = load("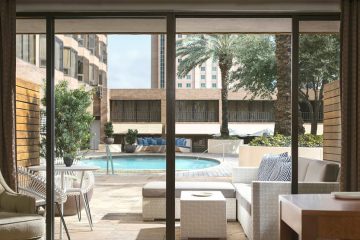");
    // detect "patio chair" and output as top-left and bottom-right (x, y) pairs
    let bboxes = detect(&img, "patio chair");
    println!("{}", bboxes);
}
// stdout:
(17, 166), (71, 240)
(54, 157), (95, 230)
